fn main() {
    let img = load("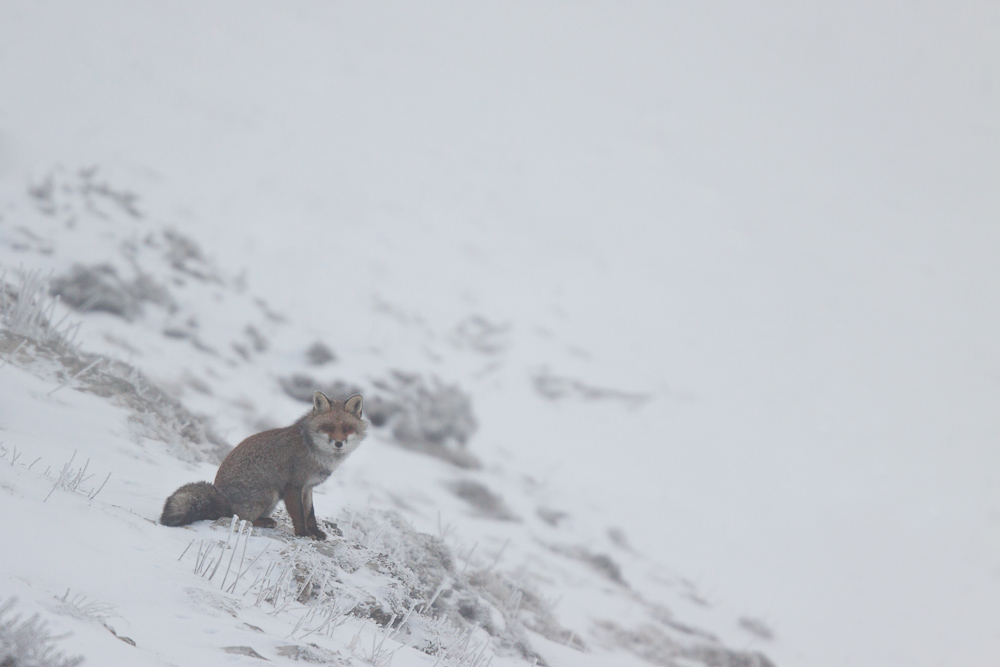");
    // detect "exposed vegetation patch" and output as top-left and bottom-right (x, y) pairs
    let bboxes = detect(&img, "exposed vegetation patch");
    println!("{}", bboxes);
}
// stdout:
(607, 526), (632, 551)
(536, 507), (569, 527)
(531, 367), (650, 407)
(449, 315), (510, 356)
(50, 263), (173, 320)
(30, 165), (142, 220)
(547, 544), (627, 587)
(275, 643), (350, 664)
(738, 616), (774, 641)
(305, 341), (336, 366)
(366, 372), (479, 468)
(448, 480), (519, 522)
(593, 619), (776, 667)
(0, 596), (84, 667)
(222, 645), (267, 659)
